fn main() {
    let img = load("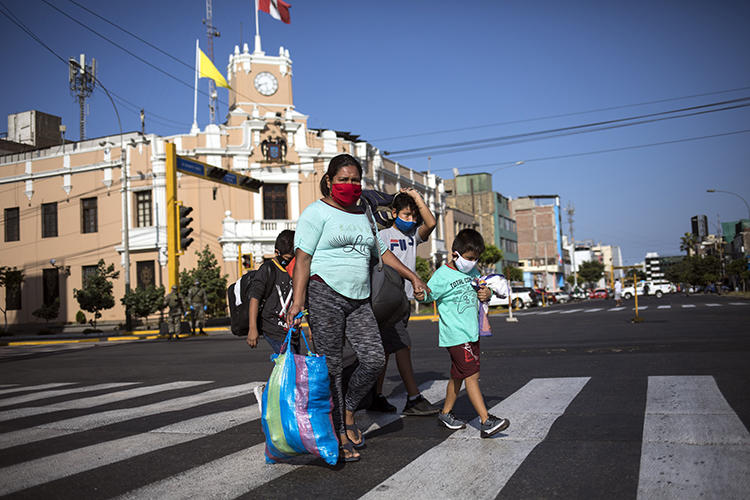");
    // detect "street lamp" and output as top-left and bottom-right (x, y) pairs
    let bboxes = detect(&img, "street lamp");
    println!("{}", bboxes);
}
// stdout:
(706, 189), (750, 220)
